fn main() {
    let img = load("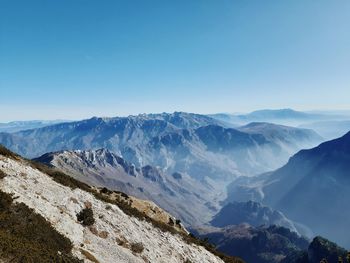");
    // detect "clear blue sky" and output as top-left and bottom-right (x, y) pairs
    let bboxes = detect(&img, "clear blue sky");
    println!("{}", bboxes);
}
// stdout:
(1, 0), (349, 121)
